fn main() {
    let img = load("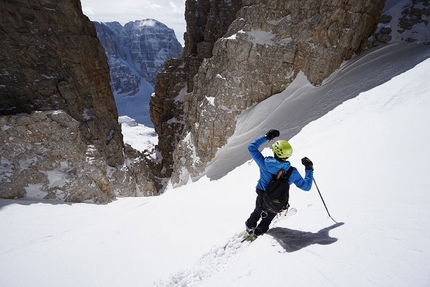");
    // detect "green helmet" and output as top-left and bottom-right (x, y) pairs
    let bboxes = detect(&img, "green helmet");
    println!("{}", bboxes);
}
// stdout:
(272, 140), (293, 159)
